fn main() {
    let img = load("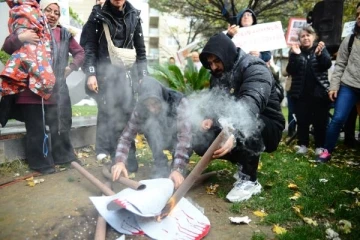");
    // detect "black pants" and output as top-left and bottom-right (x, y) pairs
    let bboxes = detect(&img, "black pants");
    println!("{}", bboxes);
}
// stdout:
(18, 104), (77, 171)
(94, 68), (137, 161)
(192, 115), (282, 181)
(294, 96), (330, 147)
